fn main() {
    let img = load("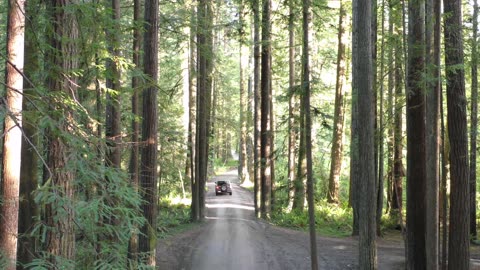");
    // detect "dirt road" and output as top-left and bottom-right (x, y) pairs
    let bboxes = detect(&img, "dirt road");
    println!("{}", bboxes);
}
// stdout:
(157, 170), (406, 269)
